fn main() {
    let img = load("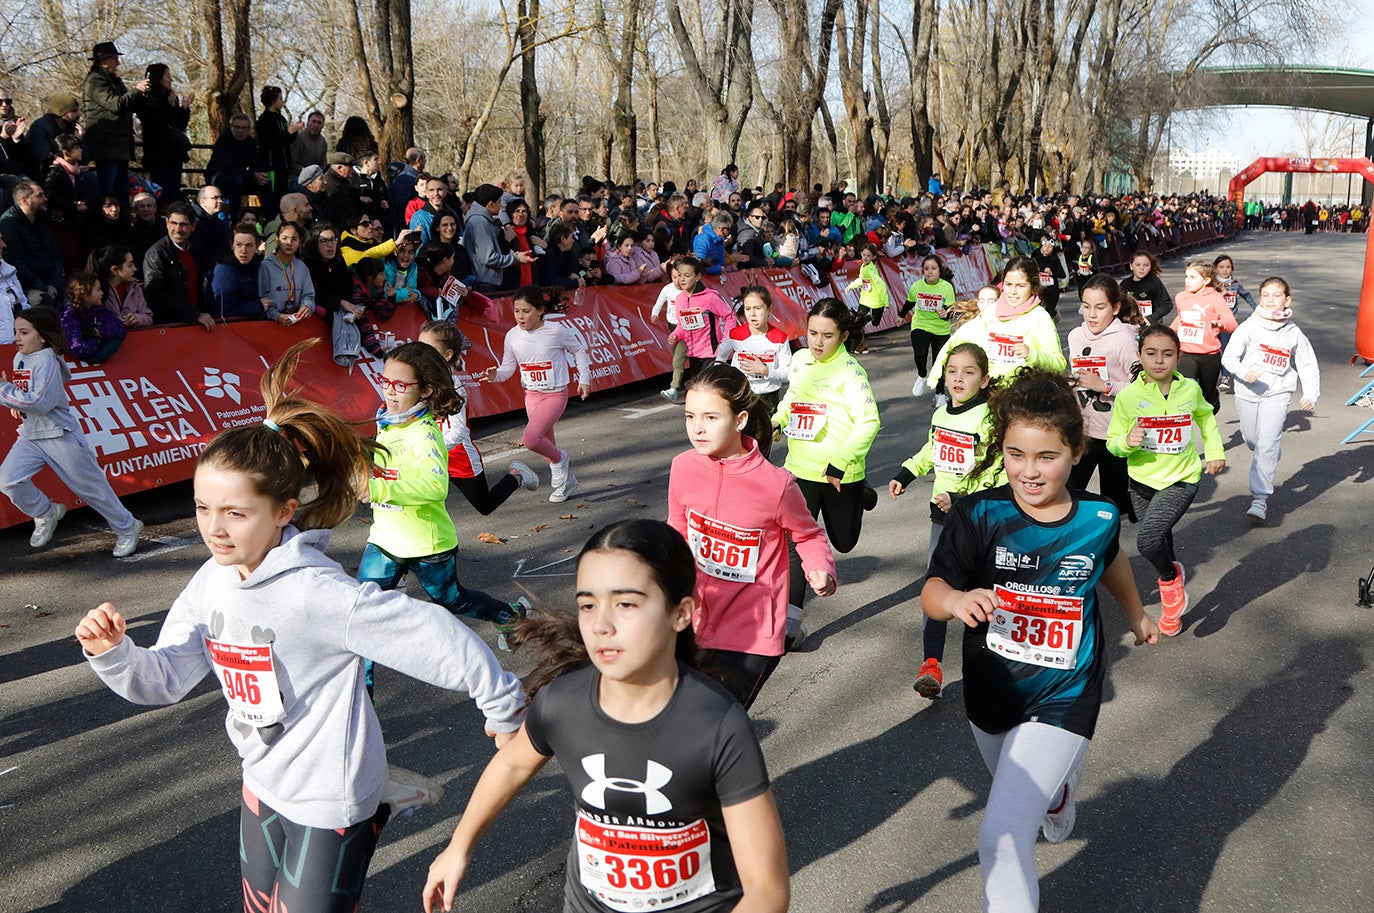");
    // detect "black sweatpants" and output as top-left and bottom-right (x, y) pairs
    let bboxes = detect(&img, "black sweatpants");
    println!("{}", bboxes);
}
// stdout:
(699, 648), (782, 709)
(1179, 352), (1223, 414)
(450, 470), (521, 516)
(910, 328), (947, 378)
(1069, 437), (1135, 522)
